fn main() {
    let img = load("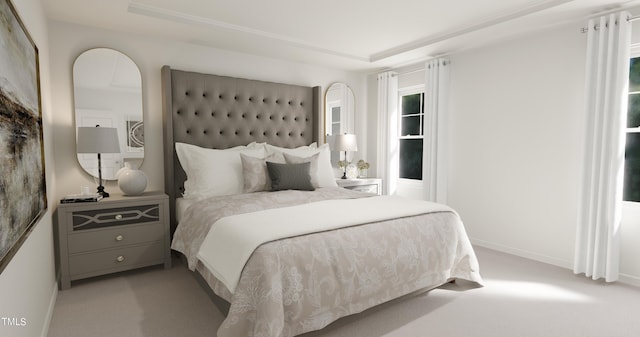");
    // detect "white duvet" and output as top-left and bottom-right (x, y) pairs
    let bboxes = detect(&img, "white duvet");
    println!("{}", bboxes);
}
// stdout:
(197, 195), (453, 294)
